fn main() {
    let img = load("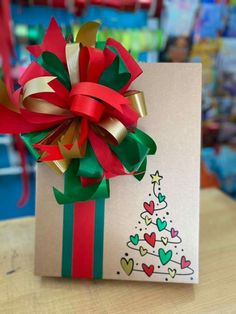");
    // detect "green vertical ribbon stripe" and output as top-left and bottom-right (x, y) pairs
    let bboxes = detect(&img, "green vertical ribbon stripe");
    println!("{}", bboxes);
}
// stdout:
(93, 199), (105, 279)
(62, 203), (74, 277)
